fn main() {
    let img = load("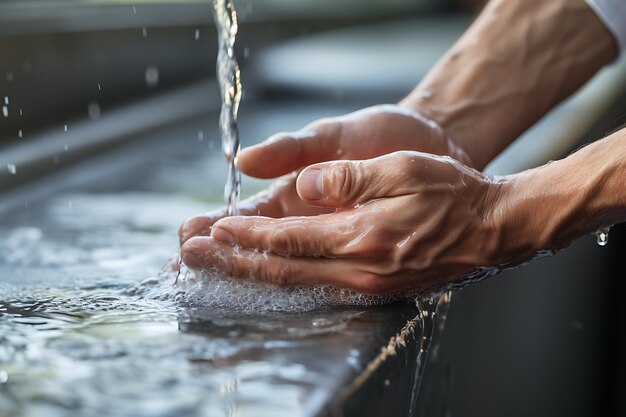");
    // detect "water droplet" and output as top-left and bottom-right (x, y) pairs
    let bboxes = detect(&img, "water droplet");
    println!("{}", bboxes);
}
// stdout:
(3, 96), (8, 105)
(64, 124), (68, 132)
(243, 47), (250, 59)
(195, 29), (200, 40)
(19, 108), (23, 116)
(595, 226), (611, 247)
(18, 129), (23, 138)
(7, 163), (17, 175)
(0, 371), (8, 384)
(97, 83), (102, 91)
(198, 130), (204, 141)
(142, 27), (148, 37)
(133, 5), (137, 13)
(2, 106), (8, 117)
(145, 66), (159, 87)
(88, 102), (101, 120)
(22, 60), (32, 72)
(6, 72), (14, 82)
(64, 144), (69, 151)
(68, 201), (73, 209)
